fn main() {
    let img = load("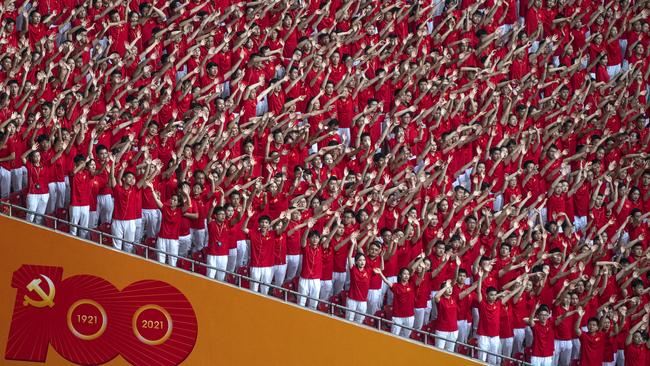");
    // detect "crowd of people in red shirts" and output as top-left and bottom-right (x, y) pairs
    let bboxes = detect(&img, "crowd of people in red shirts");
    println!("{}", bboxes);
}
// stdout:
(1, 0), (650, 364)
